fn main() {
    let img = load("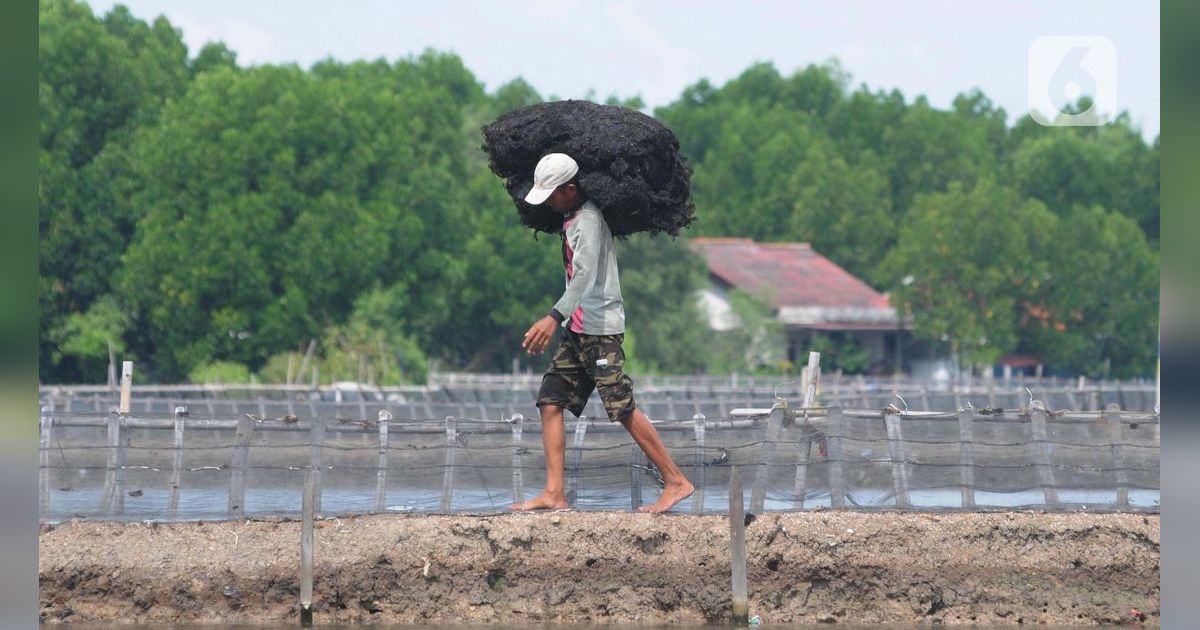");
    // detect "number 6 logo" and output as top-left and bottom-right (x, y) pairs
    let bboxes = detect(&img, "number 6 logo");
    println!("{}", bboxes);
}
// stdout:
(1028, 36), (1118, 127)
